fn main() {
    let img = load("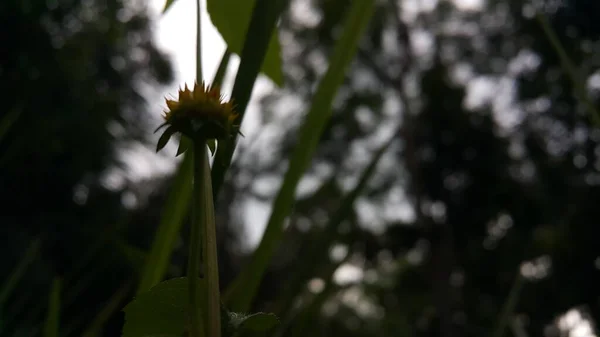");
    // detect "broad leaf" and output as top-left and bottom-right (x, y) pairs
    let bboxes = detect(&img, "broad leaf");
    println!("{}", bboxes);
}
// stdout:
(206, 0), (283, 86)
(123, 278), (192, 337)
